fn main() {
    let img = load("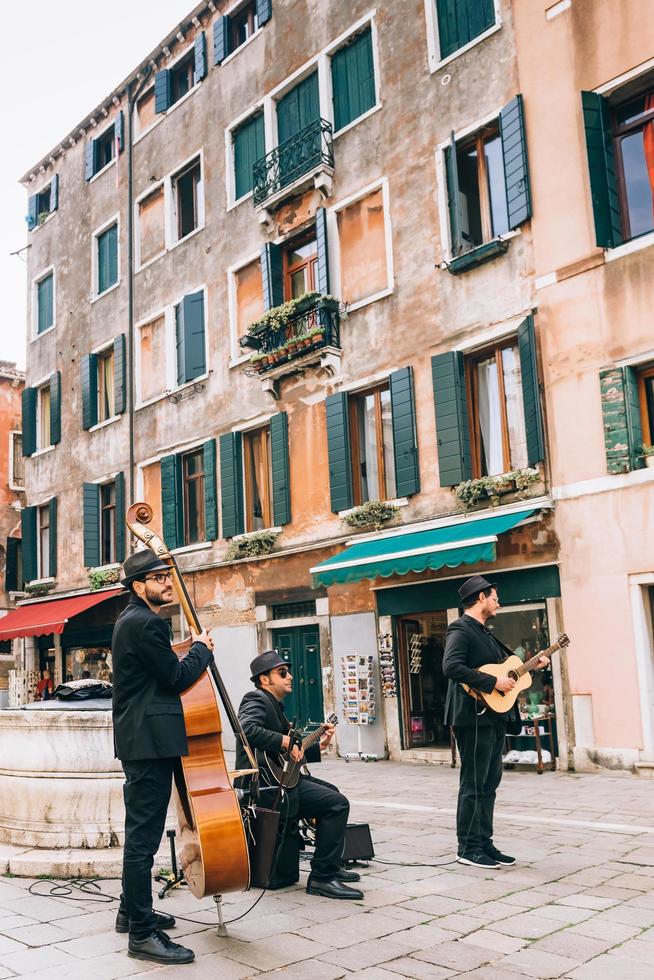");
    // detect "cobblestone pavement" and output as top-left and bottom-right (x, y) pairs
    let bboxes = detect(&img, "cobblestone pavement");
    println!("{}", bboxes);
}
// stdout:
(2, 760), (654, 978)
